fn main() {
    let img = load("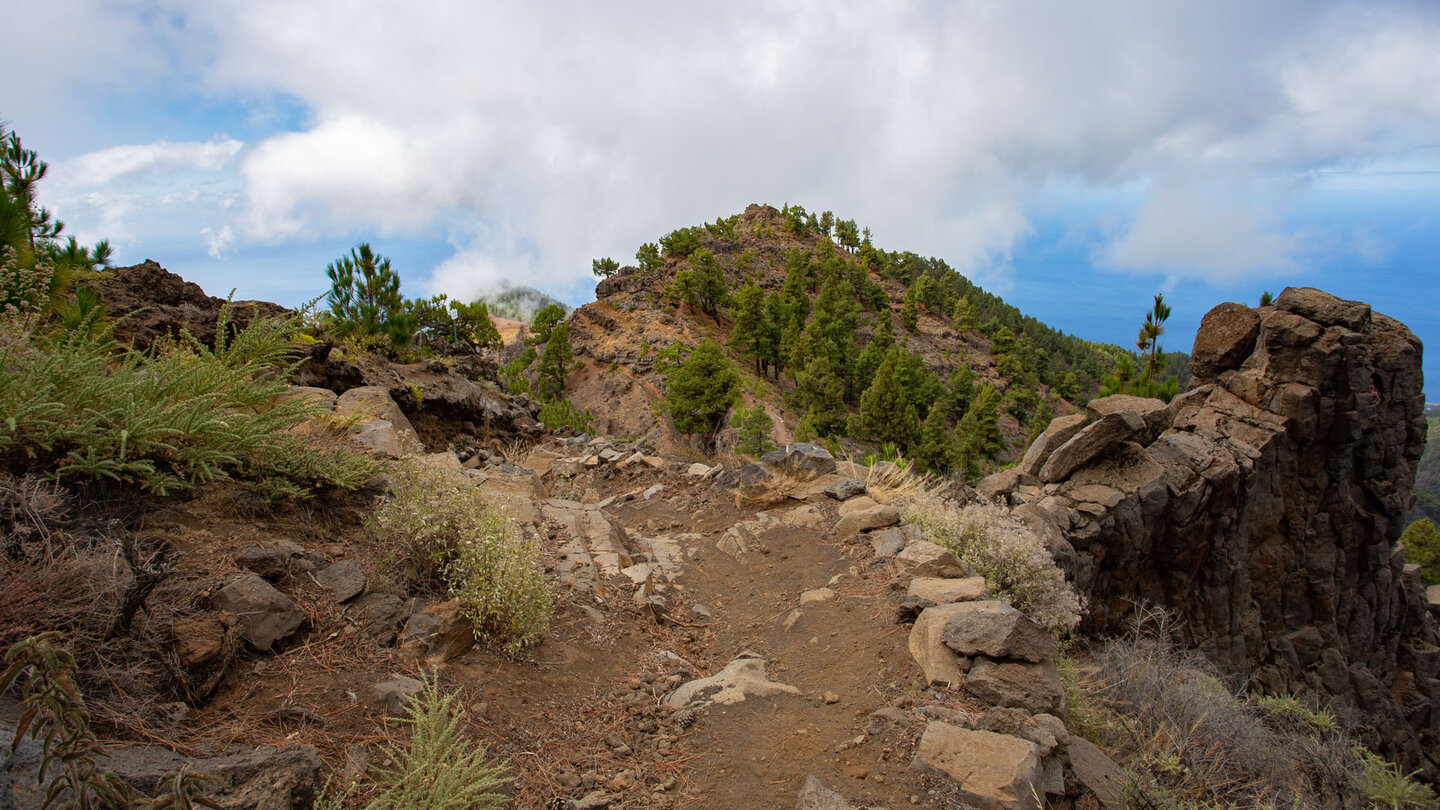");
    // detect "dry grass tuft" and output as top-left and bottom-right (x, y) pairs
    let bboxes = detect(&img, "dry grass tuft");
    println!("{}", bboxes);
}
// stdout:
(1066, 604), (1375, 810)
